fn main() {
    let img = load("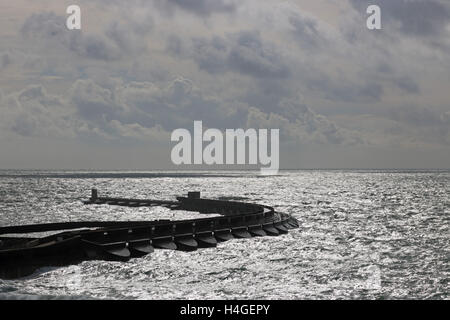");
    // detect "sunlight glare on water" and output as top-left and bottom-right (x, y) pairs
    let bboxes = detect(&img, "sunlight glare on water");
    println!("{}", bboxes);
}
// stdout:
(0, 170), (448, 299)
